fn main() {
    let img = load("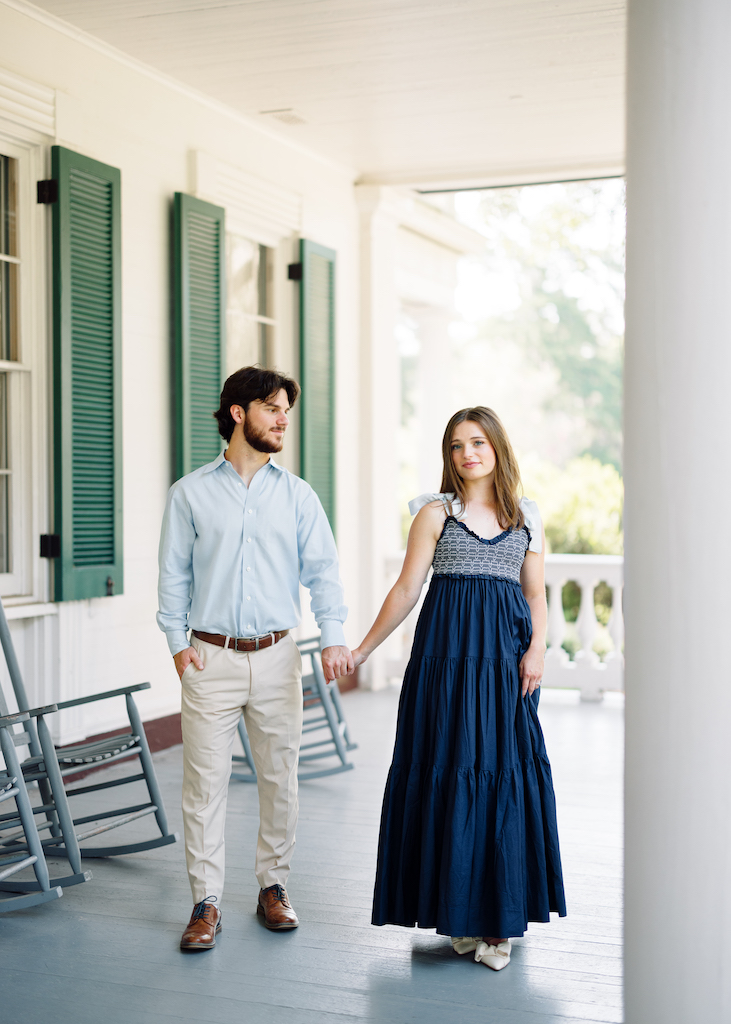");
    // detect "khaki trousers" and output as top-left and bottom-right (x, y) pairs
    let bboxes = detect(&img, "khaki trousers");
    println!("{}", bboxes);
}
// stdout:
(180, 633), (303, 904)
